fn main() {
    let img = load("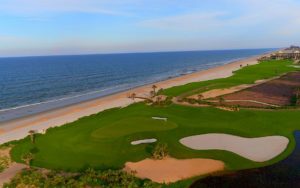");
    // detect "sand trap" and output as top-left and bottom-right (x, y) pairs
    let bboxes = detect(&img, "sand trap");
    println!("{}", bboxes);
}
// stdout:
(180, 133), (289, 162)
(131, 139), (157, 145)
(124, 157), (224, 183)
